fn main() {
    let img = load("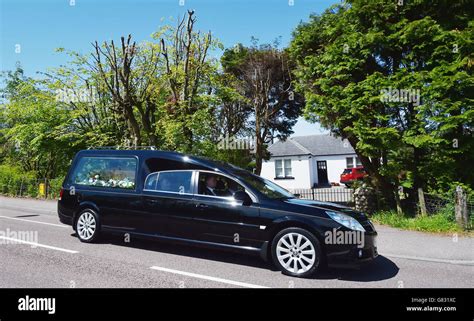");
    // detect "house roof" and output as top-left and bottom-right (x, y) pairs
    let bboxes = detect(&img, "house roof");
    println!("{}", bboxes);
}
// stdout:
(268, 134), (355, 157)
